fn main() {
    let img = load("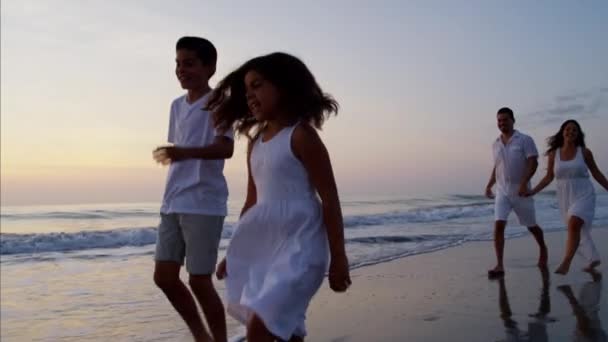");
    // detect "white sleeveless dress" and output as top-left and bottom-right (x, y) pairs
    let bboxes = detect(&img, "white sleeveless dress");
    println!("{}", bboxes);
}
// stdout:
(225, 124), (329, 340)
(554, 147), (600, 263)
